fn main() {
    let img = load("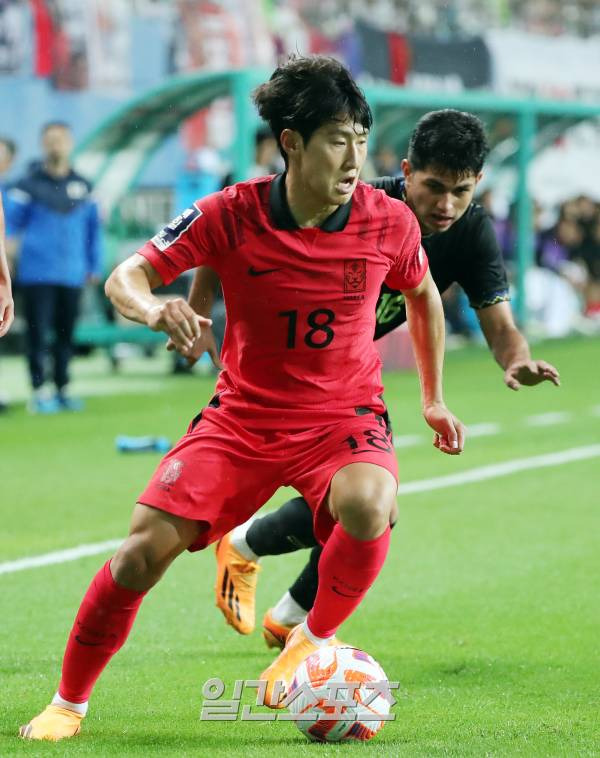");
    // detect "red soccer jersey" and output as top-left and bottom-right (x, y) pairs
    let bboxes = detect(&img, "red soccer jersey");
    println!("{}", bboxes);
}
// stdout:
(139, 175), (427, 427)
